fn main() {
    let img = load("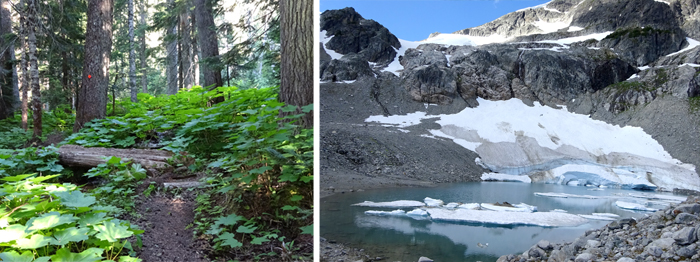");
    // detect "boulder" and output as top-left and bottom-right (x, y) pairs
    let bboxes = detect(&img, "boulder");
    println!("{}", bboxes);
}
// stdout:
(675, 213), (699, 224)
(320, 53), (374, 82)
(673, 227), (697, 245)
